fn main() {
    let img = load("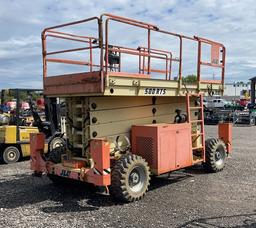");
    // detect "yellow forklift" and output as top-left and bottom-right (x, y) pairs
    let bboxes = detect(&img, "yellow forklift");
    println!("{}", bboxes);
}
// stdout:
(0, 89), (65, 164)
